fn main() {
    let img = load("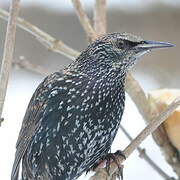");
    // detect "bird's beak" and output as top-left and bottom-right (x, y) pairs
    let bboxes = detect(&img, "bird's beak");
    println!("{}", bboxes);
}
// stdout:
(137, 40), (175, 50)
